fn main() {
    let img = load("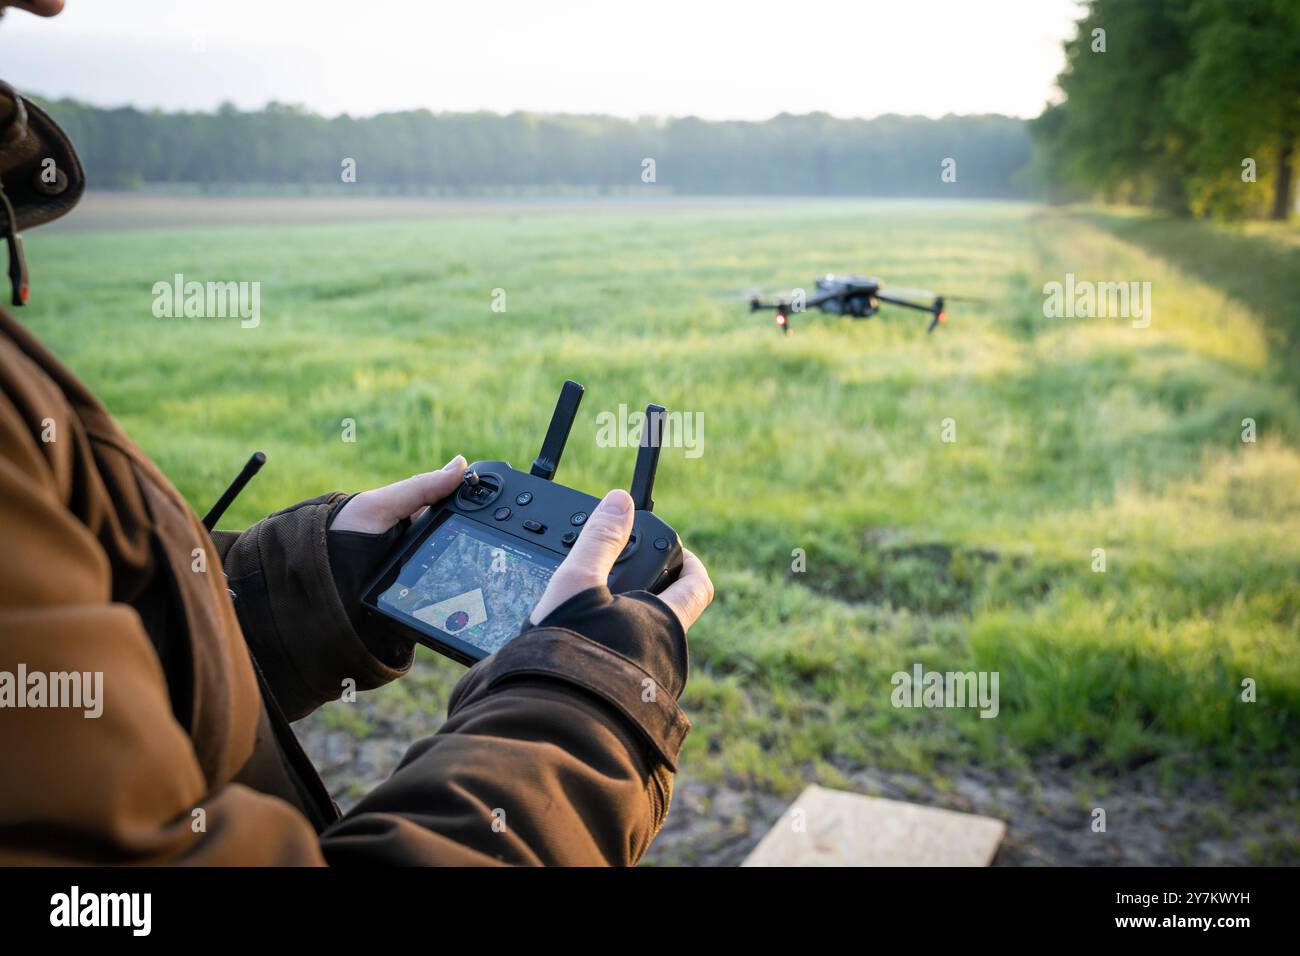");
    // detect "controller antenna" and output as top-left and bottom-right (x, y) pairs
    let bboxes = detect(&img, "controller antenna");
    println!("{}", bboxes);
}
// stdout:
(531, 380), (584, 481)
(202, 452), (266, 531)
(630, 404), (665, 512)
